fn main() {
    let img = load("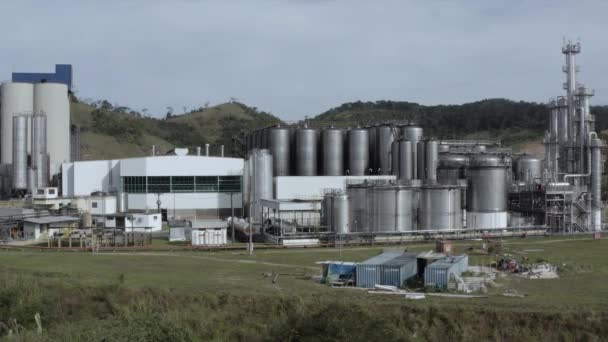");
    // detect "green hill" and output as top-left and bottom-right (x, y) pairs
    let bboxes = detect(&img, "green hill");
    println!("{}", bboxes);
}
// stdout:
(70, 99), (282, 160)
